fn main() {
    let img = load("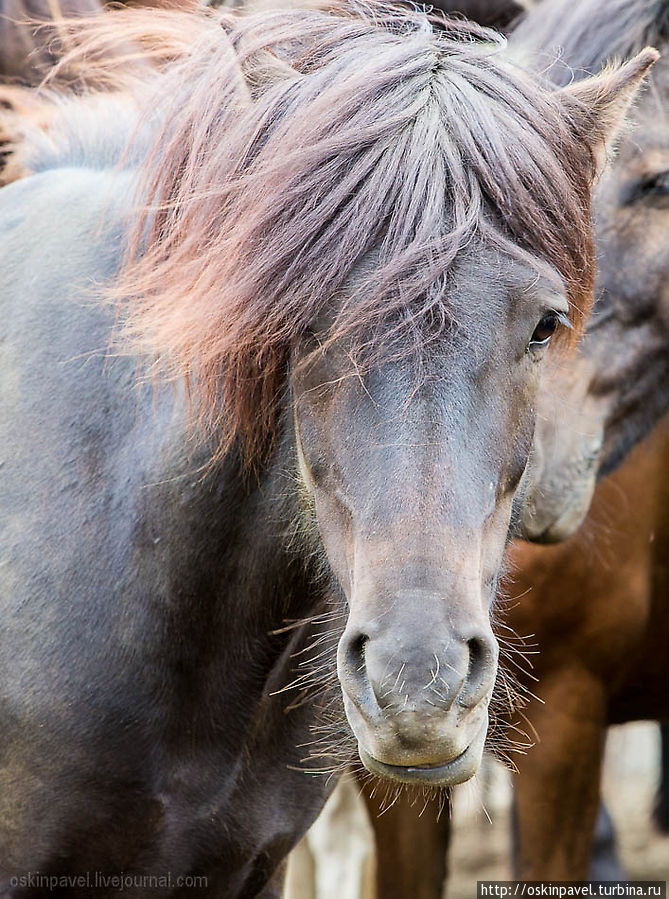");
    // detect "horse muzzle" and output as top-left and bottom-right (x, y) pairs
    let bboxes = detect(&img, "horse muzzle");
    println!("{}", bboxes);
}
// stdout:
(357, 713), (488, 786)
(337, 613), (498, 786)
